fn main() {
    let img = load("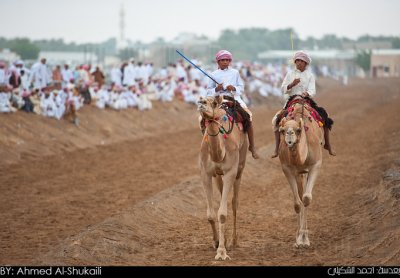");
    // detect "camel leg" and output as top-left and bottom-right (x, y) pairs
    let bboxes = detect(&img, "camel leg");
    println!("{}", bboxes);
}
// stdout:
(201, 171), (218, 249)
(296, 205), (310, 248)
(302, 174), (310, 246)
(215, 170), (236, 260)
(296, 174), (305, 201)
(302, 161), (322, 207)
(230, 166), (244, 249)
(214, 175), (223, 196)
(282, 165), (302, 214)
(294, 173), (310, 247)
